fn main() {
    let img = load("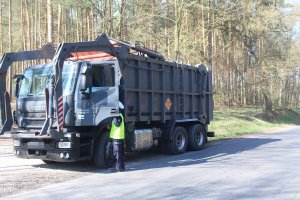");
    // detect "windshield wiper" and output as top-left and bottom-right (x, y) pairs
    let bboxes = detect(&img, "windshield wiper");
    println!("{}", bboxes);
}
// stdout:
(27, 94), (34, 96)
